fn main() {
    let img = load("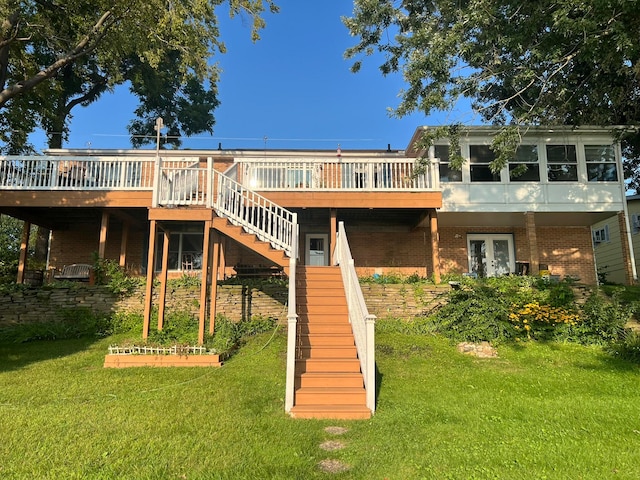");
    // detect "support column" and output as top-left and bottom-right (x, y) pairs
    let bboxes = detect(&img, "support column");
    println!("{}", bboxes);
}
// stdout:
(209, 231), (221, 336)
(525, 212), (540, 275)
(218, 236), (227, 280)
(617, 212), (636, 285)
(199, 220), (212, 344)
(119, 221), (130, 268)
(330, 208), (337, 265)
(157, 228), (170, 332)
(429, 209), (441, 284)
(142, 220), (157, 339)
(16, 221), (30, 284)
(98, 211), (109, 259)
